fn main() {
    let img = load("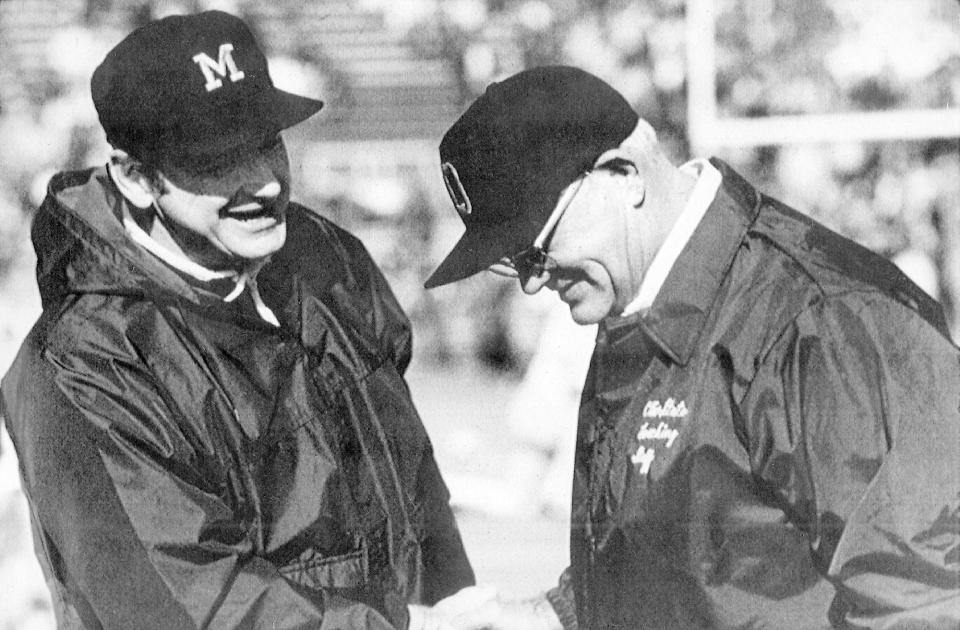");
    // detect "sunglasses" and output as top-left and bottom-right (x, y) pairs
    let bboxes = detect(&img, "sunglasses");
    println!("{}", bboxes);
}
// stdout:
(489, 172), (590, 279)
